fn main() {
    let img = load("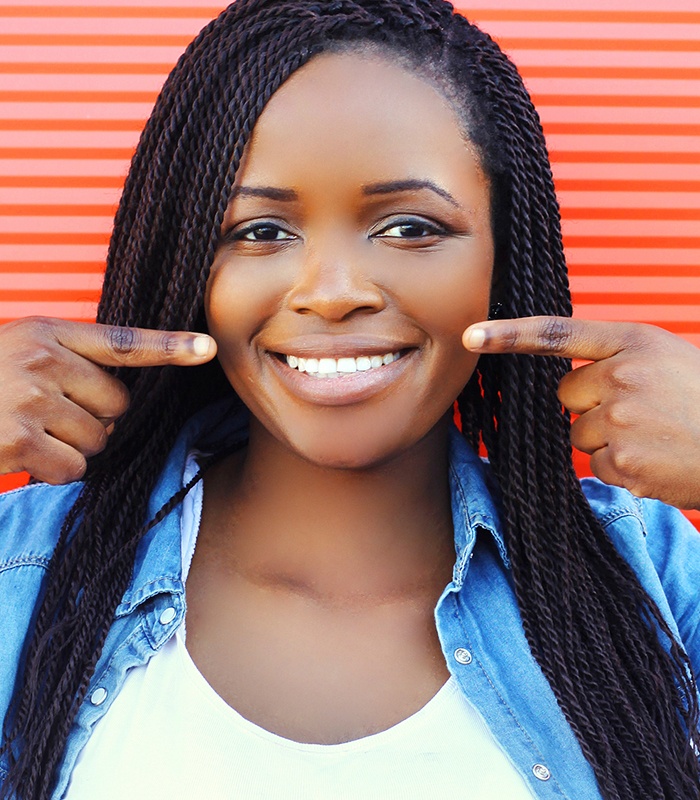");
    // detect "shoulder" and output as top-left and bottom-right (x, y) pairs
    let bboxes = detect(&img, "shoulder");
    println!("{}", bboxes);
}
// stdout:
(581, 478), (700, 666)
(0, 481), (84, 738)
(580, 477), (699, 564)
(0, 480), (83, 568)
(580, 477), (646, 529)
